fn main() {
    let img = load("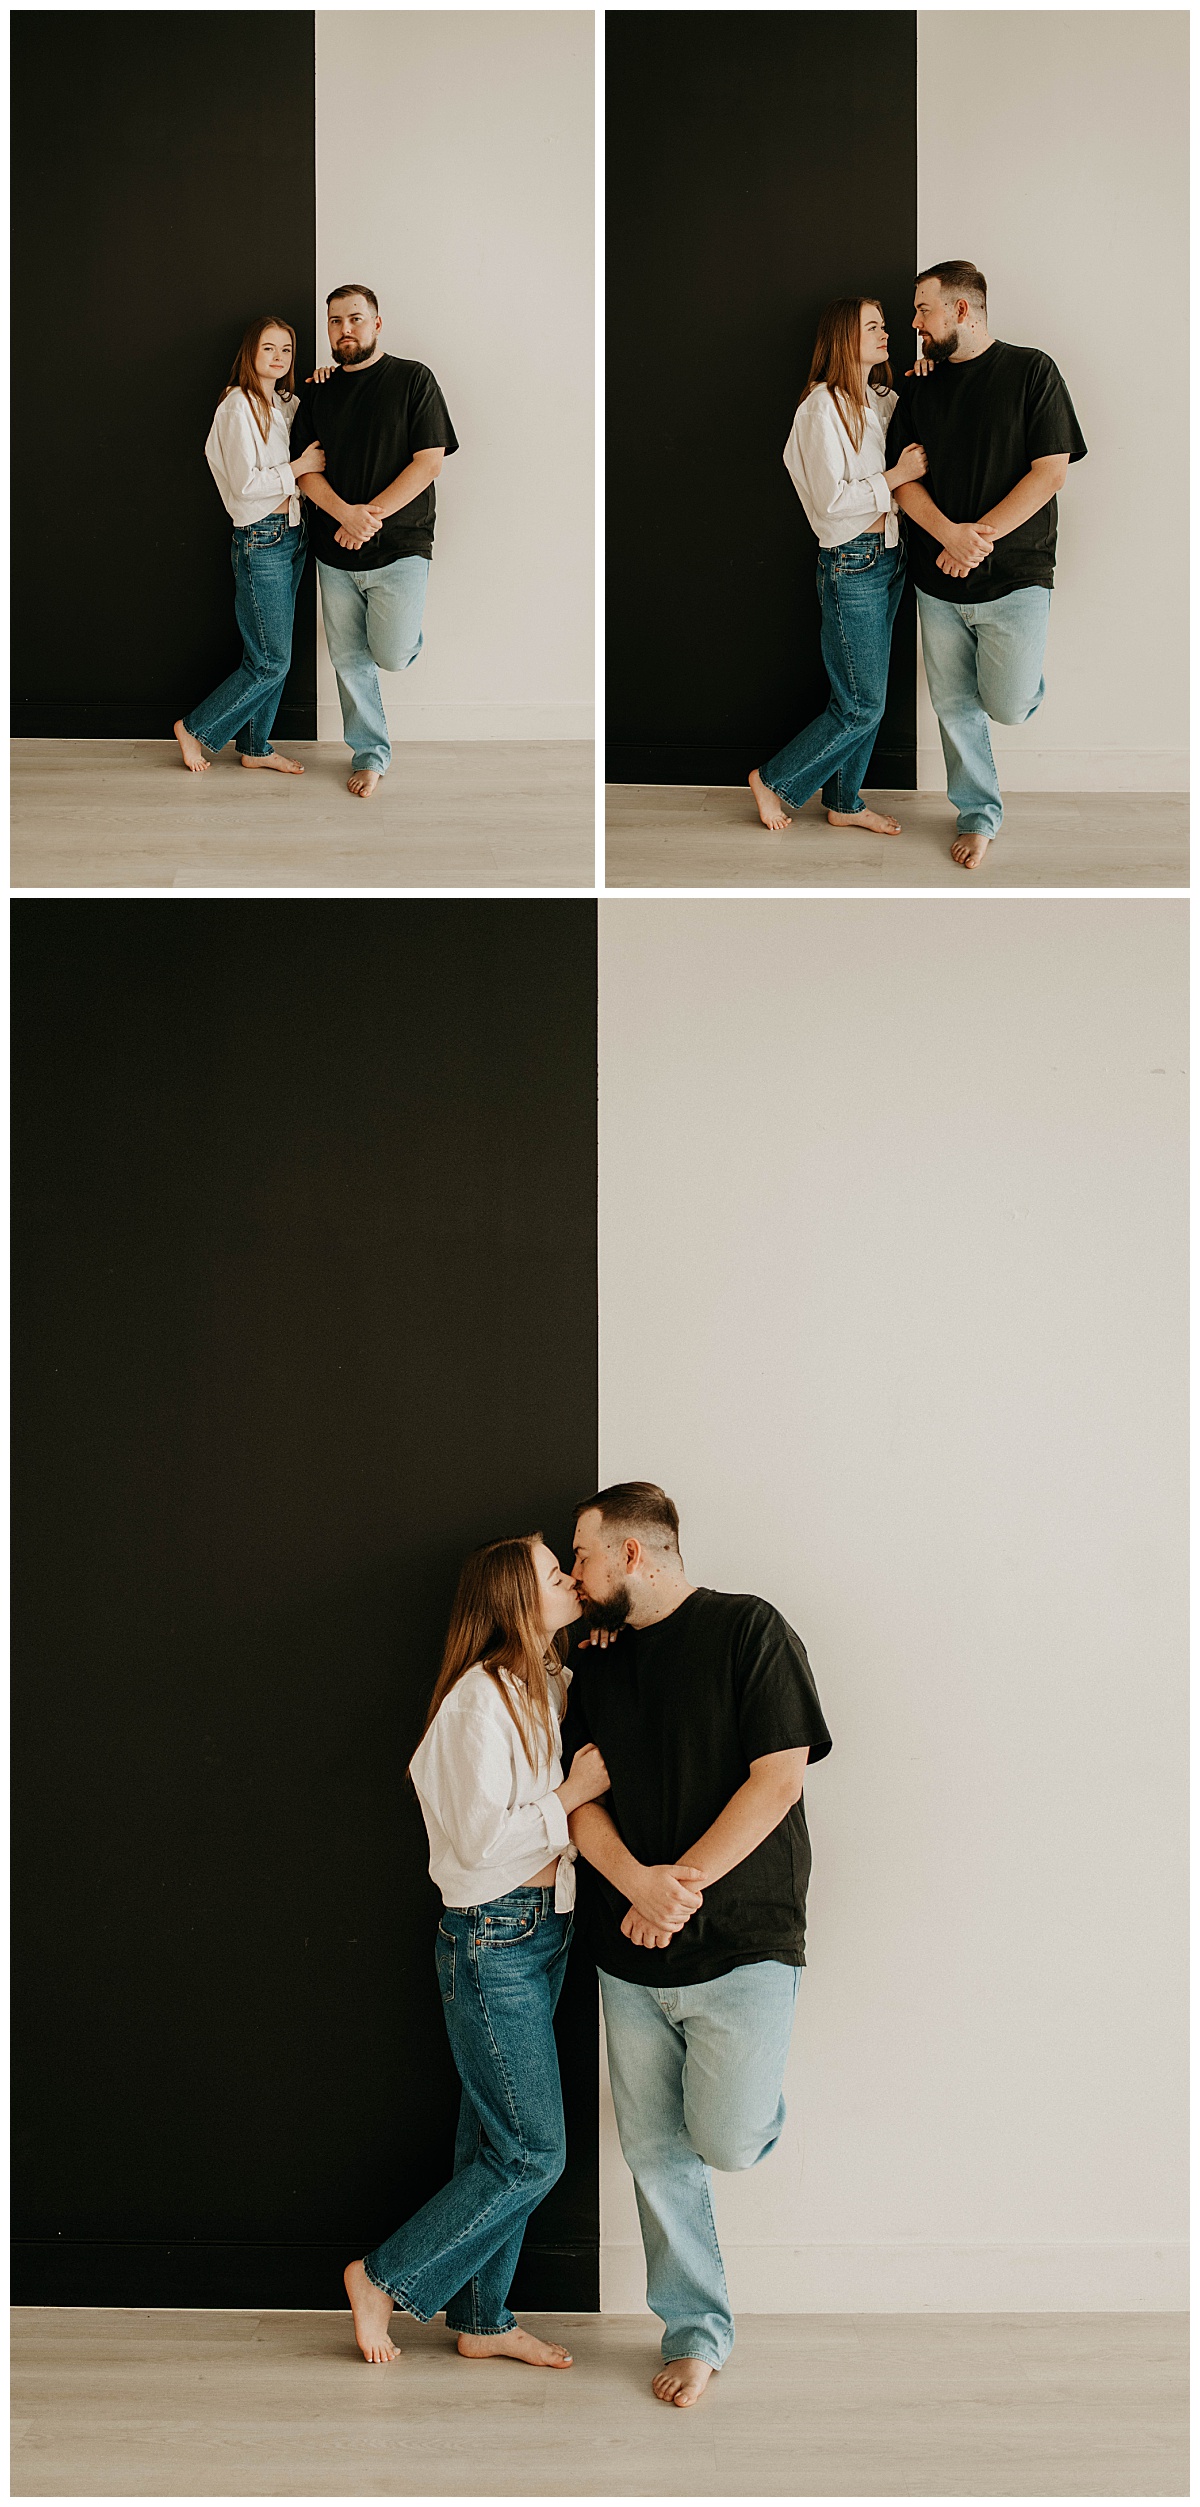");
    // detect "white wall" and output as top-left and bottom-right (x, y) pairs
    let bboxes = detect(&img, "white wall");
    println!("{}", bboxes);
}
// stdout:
(915, 13), (1188, 792)
(315, 11), (593, 742)
(597, 900), (1187, 2311)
